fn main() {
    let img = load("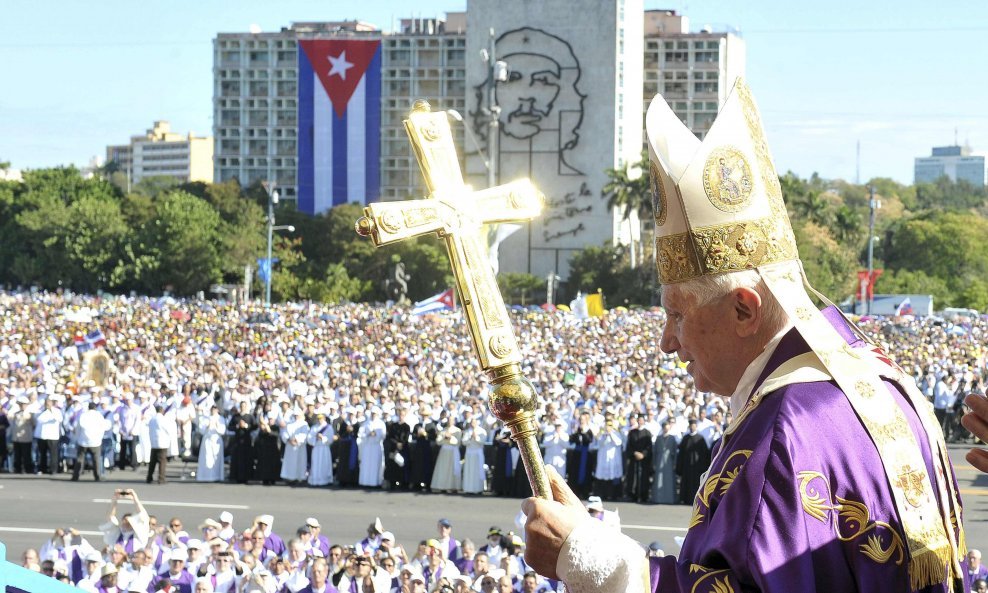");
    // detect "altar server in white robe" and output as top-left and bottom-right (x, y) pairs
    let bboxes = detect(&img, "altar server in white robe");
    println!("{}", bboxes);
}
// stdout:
(280, 413), (309, 483)
(306, 410), (335, 486)
(357, 406), (386, 487)
(196, 406), (226, 482)
(461, 417), (487, 494)
(431, 417), (462, 492)
(590, 413), (624, 500)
